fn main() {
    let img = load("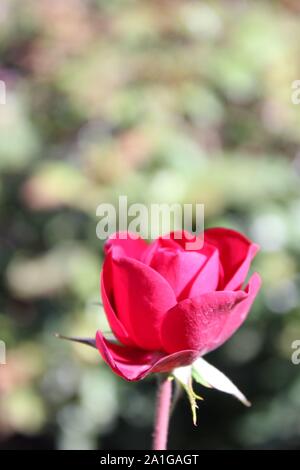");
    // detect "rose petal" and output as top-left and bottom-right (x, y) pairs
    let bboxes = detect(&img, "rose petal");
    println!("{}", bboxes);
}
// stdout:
(142, 231), (205, 264)
(110, 253), (177, 350)
(101, 257), (134, 346)
(105, 231), (148, 260)
(161, 290), (248, 354)
(143, 232), (220, 300)
(96, 330), (199, 381)
(149, 249), (209, 299)
(184, 245), (220, 299)
(163, 230), (205, 251)
(212, 272), (261, 349)
(141, 237), (183, 265)
(204, 227), (259, 290)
